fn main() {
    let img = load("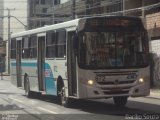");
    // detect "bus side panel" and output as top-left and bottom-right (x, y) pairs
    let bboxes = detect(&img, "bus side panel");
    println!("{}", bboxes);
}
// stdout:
(11, 61), (18, 86)
(21, 61), (39, 92)
(44, 61), (57, 95)
(44, 59), (67, 96)
(54, 60), (68, 96)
